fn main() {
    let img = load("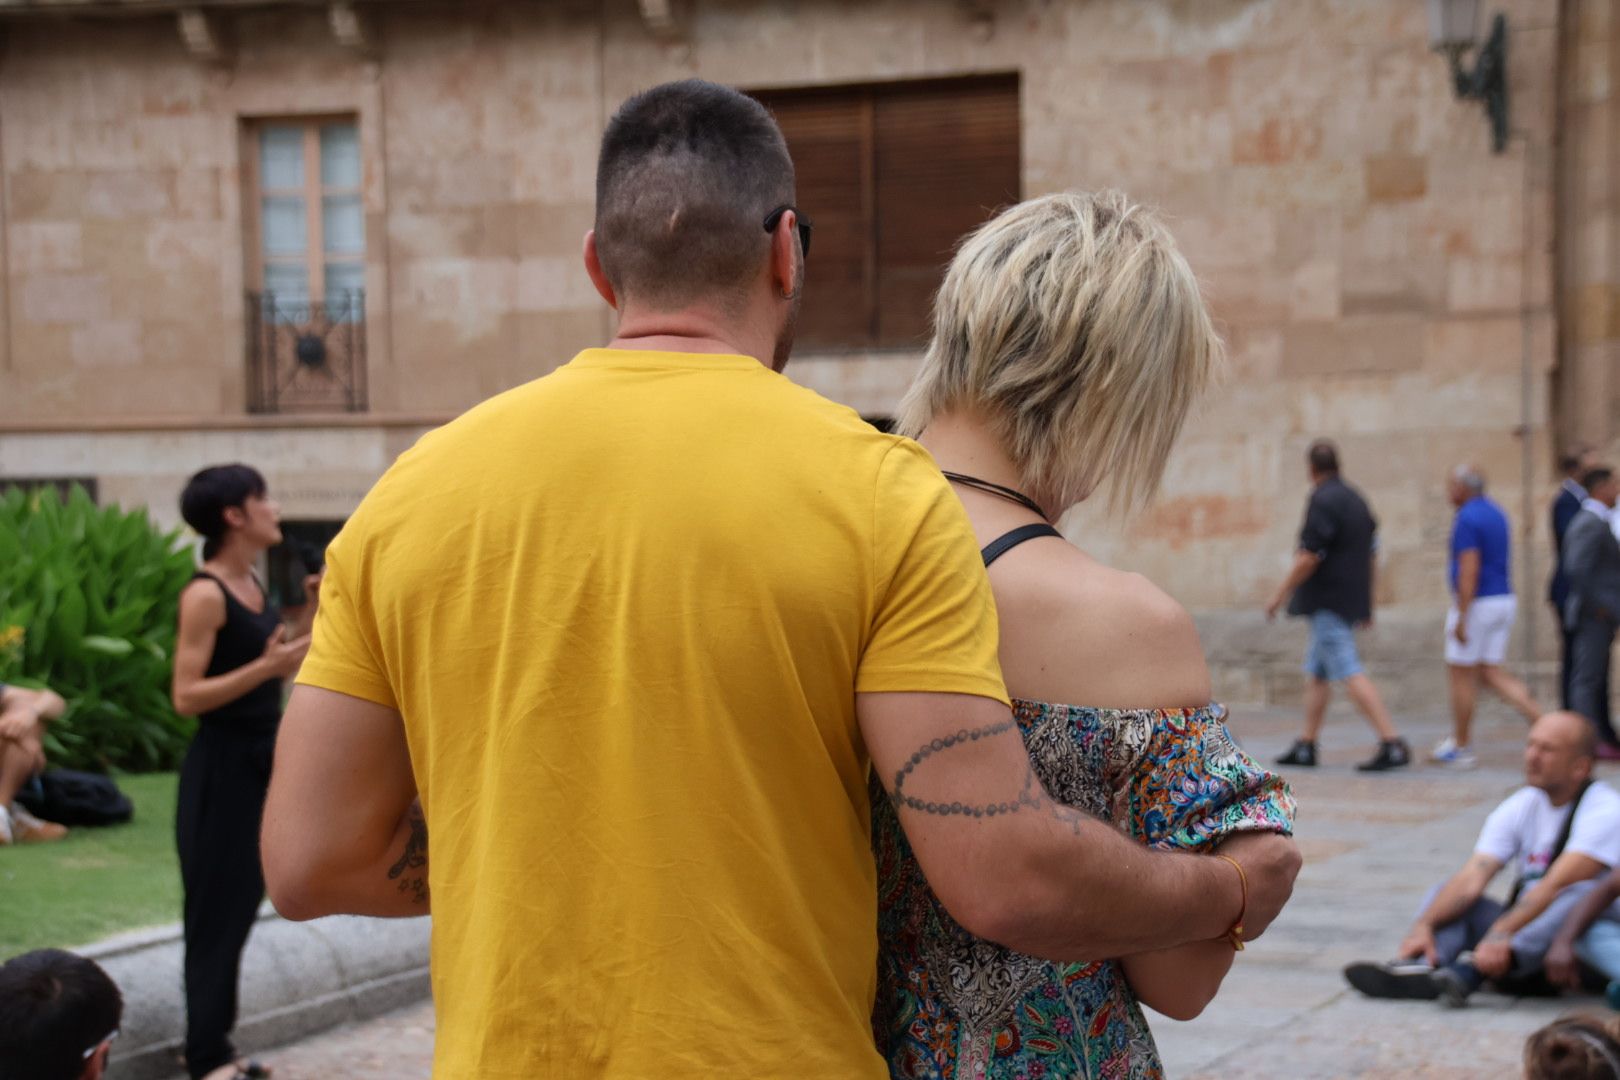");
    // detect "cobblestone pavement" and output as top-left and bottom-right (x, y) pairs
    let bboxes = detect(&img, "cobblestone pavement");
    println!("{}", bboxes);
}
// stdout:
(241, 702), (1609, 1078)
